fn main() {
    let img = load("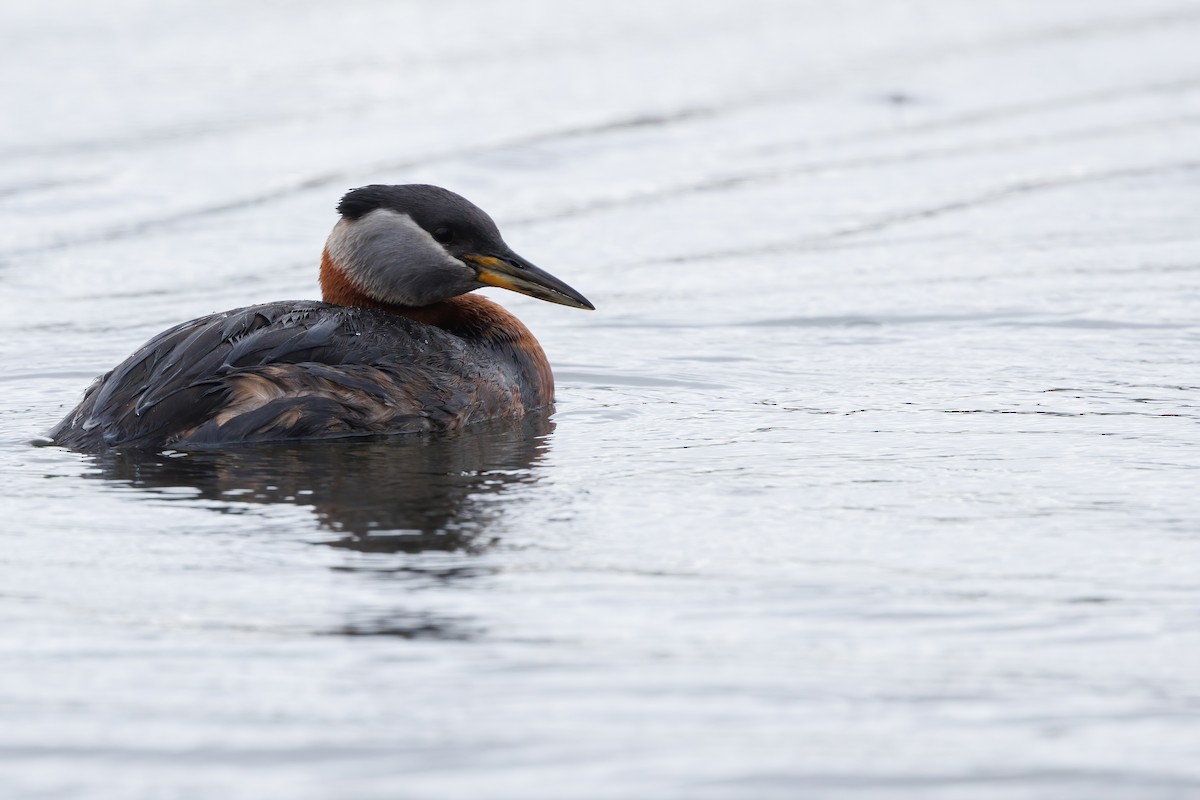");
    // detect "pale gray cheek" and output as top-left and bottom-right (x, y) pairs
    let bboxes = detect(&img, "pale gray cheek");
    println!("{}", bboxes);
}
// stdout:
(391, 258), (480, 306)
(329, 212), (481, 306)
